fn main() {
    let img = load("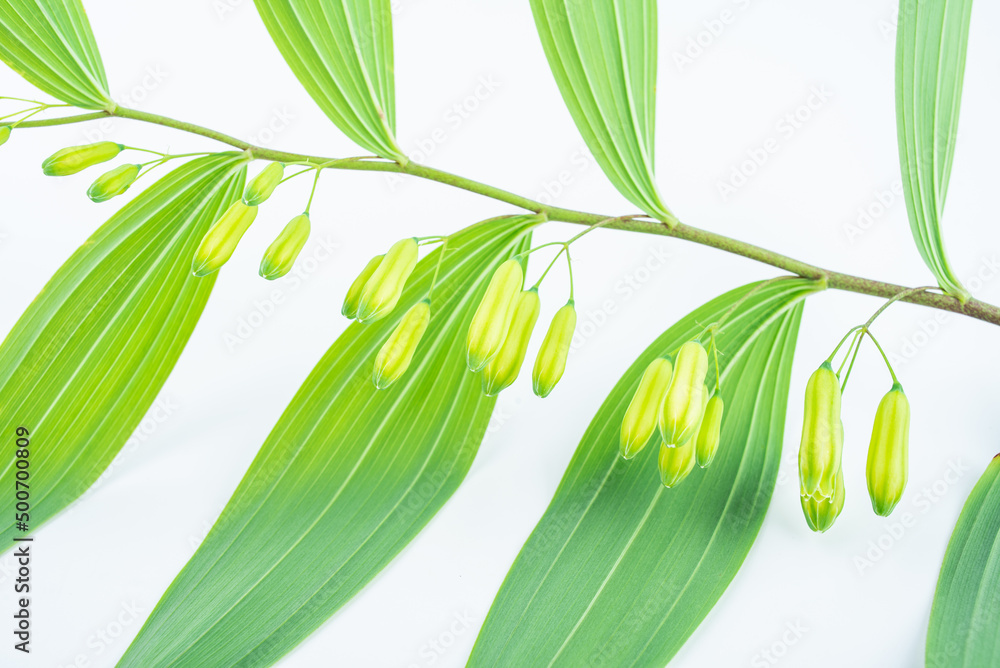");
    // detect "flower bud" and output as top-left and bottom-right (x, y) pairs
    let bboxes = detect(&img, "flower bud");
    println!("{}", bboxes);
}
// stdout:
(342, 255), (383, 319)
(696, 391), (725, 468)
(620, 357), (673, 459)
(798, 362), (843, 500)
(801, 470), (845, 533)
(191, 201), (258, 277)
(532, 301), (576, 398)
(373, 300), (431, 390)
(658, 341), (709, 446)
(243, 162), (285, 206)
(259, 214), (310, 280)
(659, 440), (696, 488)
(866, 383), (910, 516)
(0, 125), (10, 146)
(481, 289), (540, 397)
(87, 164), (140, 203)
(357, 238), (419, 323)
(467, 259), (524, 371)
(42, 141), (122, 176)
